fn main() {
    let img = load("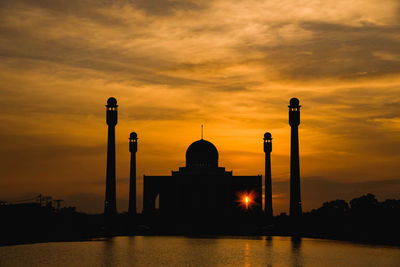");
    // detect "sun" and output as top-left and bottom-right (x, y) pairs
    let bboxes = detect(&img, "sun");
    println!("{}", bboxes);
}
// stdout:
(237, 191), (257, 210)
